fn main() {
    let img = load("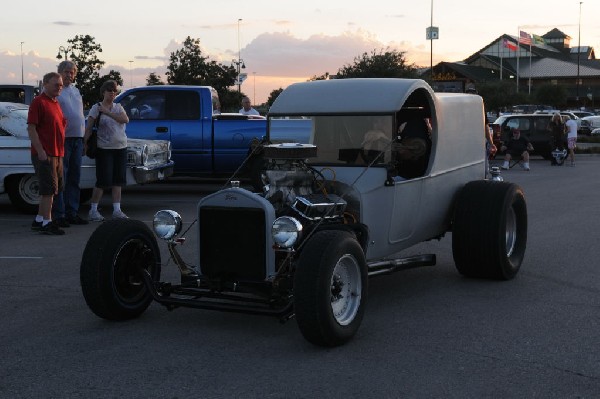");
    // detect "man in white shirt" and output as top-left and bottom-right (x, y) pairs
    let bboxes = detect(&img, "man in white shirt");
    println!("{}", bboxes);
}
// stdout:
(52, 60), (88, 226)
(565, 117), (578, 166)
(239, 96), (260, 116)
